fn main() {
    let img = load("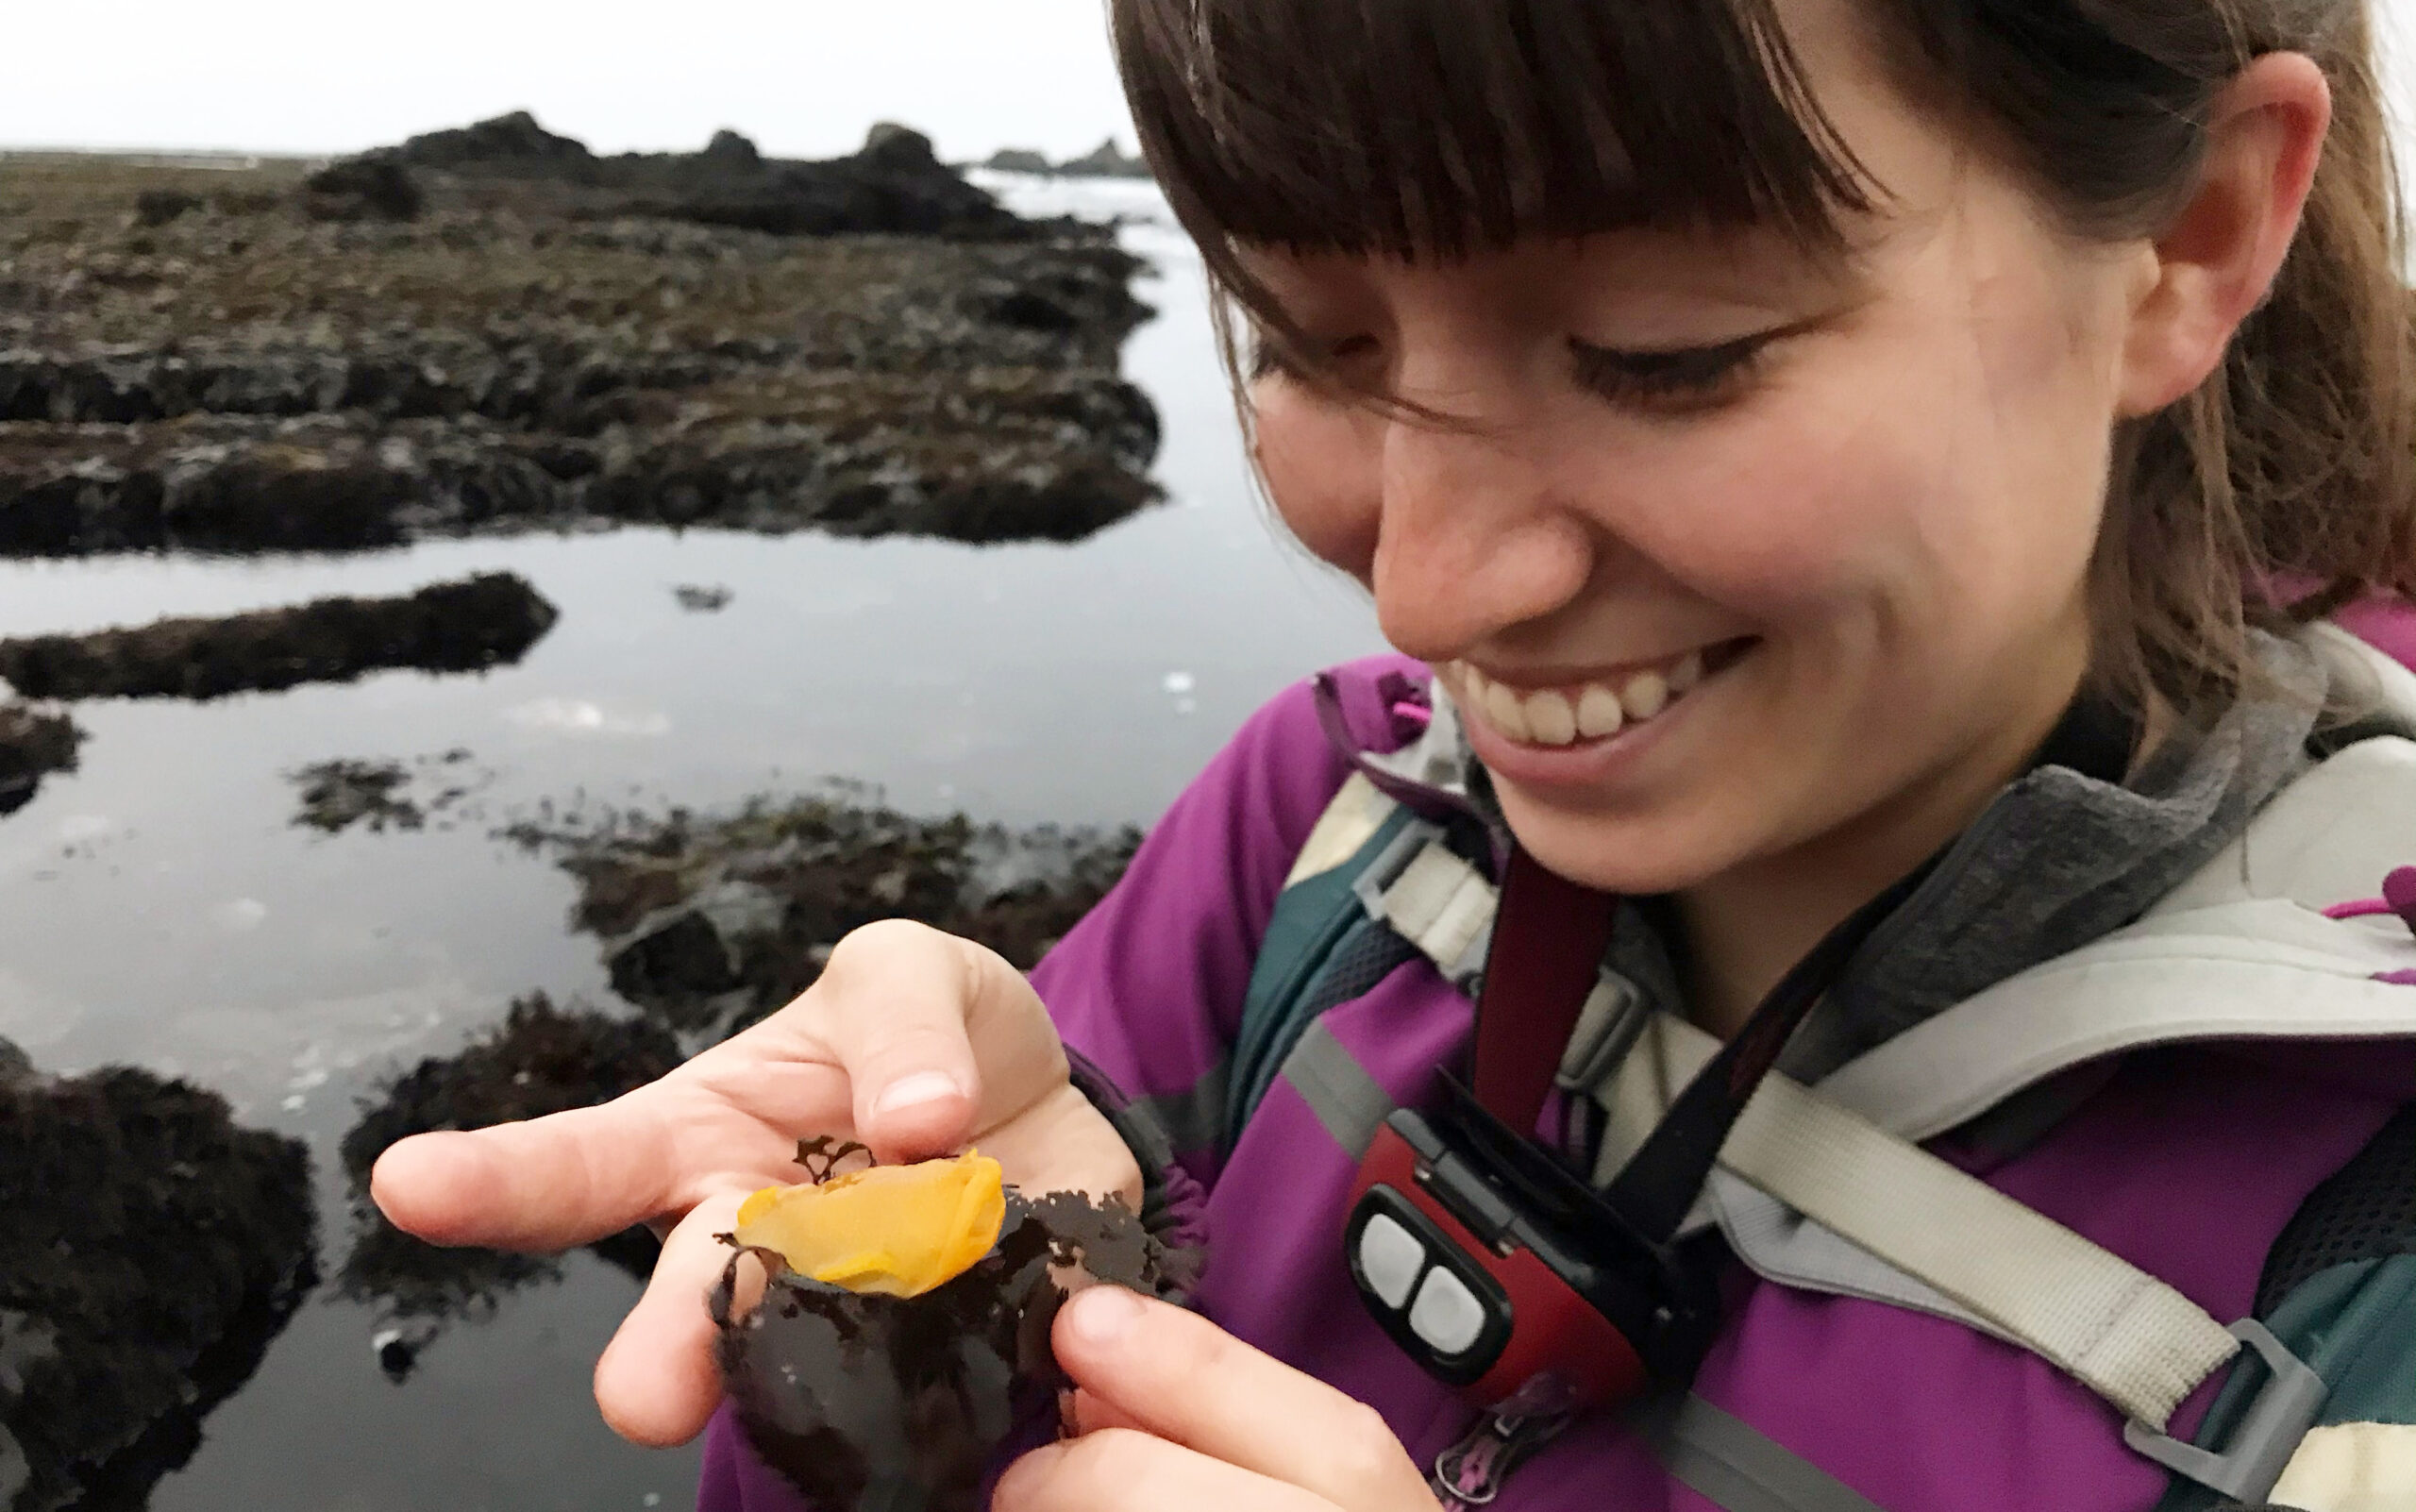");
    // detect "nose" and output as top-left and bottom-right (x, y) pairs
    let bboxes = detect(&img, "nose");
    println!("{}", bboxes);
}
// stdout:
(1370, 395), (1597, 665)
